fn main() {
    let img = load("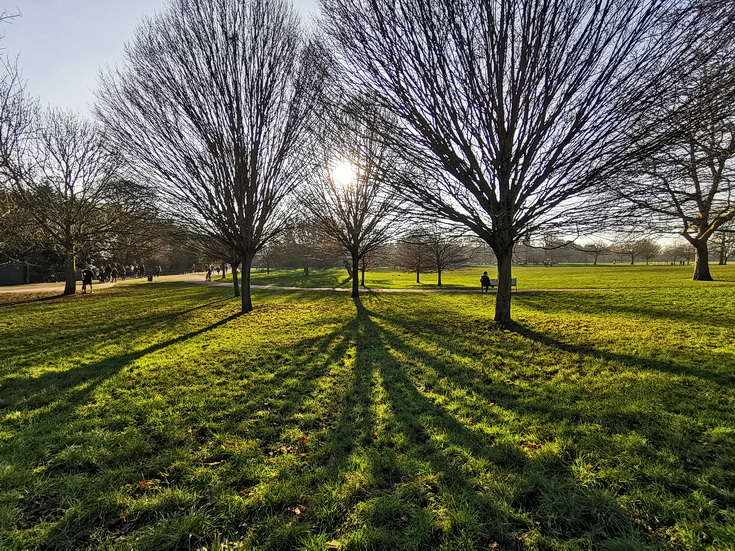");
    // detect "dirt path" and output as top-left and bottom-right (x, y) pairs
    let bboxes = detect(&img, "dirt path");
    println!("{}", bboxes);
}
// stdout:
(0, 272), (632, 295)
(177, 273), (627, 293)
